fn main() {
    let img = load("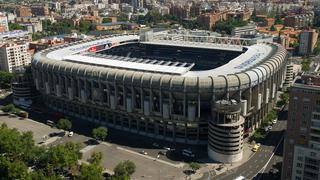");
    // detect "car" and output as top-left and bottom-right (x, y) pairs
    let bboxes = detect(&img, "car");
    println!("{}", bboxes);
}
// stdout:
(264, 127), (269, 132)
(86, 139), (99, 145)
(272, 119), (277, 124)
(140, 150), (147, 155)
(268, 125), (273, 130)
(68, 131), (74, 137)
(163, 146), (171, 151)
(152, 143), (159, 147)
(234, 176), (246, 180)
(49, 132), (59, 137)
(38, 141), (45, 145)
(46, 120), (55, 127)
(158, 151), (166, 155)
(252, 144), (260, 152)
(256, 143), (261, 148)
(182, 149), (195, 158)
(270, 167), (279, 174)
